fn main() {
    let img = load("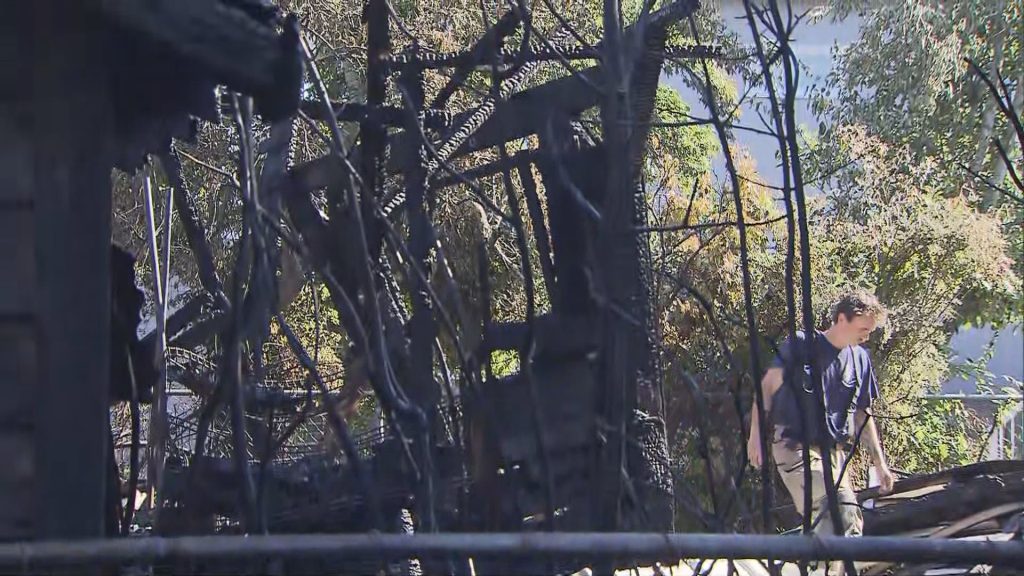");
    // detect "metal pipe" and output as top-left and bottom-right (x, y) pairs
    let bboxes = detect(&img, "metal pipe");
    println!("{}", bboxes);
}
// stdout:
(142, 169), (171, 529)
(921, 394), (1022, 400)
(1, 533), (1022, 569)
